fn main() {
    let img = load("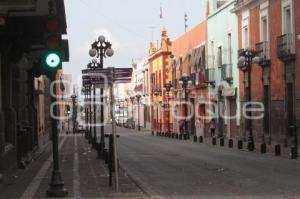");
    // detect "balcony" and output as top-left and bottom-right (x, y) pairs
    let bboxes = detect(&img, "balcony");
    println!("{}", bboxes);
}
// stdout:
(277, 33), (296, 62)
(255, 41), (271, 66)
(205, 68), (215, 87)
(221, 64), (233, 83)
